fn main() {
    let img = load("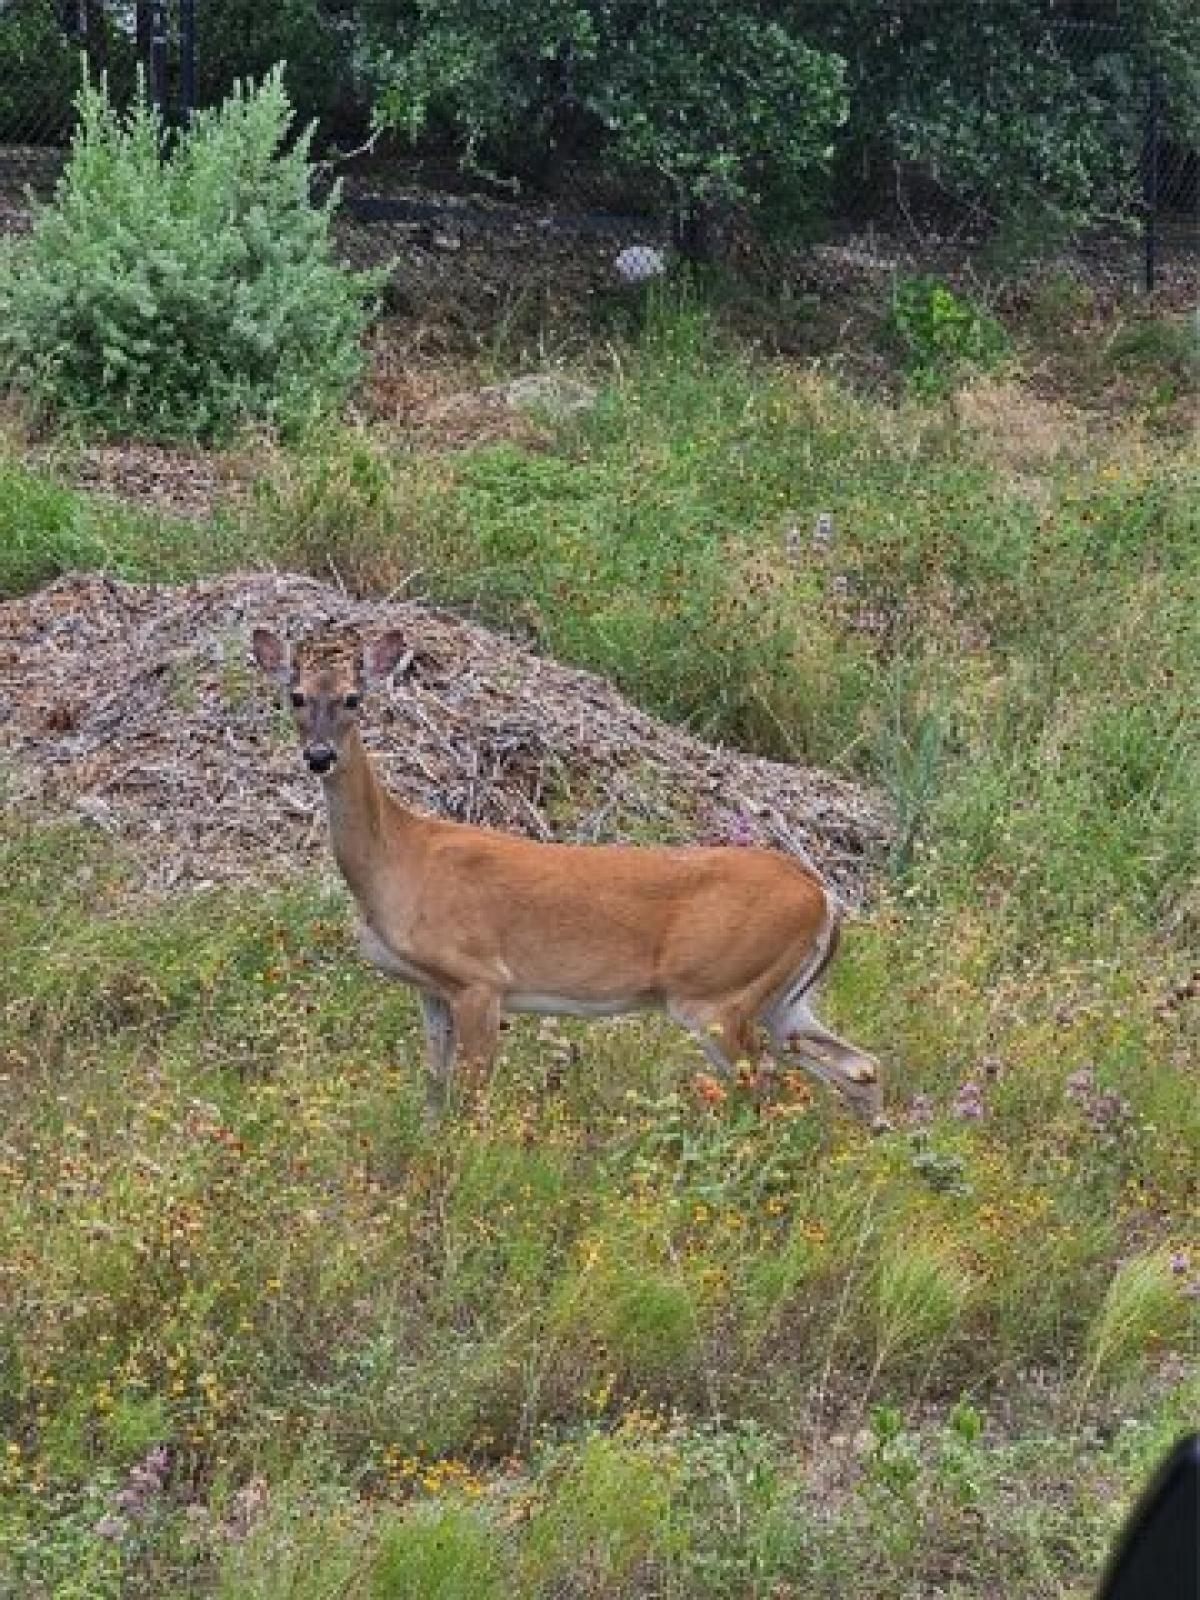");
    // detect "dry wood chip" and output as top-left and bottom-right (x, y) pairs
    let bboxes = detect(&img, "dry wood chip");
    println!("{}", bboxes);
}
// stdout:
(0, 571), (894, 902)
